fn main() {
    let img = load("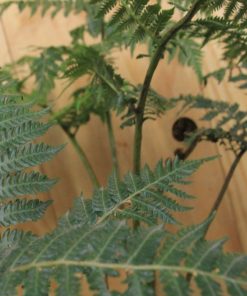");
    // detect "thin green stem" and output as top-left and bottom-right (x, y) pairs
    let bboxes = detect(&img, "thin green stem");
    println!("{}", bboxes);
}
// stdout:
(67, 132), (100, 189)
(105, 111), (120, 178)
(52, 107), (100, 188)
(133, 0), (202, 174)
(204, 149), (245, 236)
